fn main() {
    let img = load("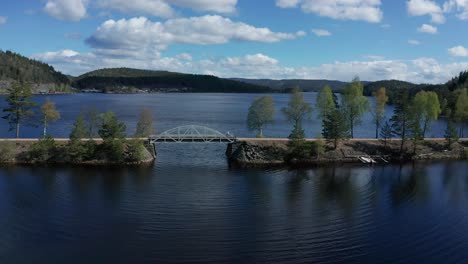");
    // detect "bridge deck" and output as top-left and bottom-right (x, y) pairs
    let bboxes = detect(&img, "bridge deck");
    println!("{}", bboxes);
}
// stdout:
(149, 135), (236, 143)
